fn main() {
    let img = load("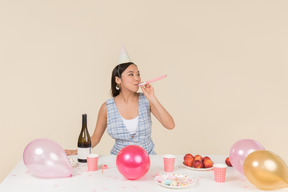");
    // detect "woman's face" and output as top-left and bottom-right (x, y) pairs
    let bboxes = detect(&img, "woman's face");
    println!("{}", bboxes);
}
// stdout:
(117, 64), (141, 92)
